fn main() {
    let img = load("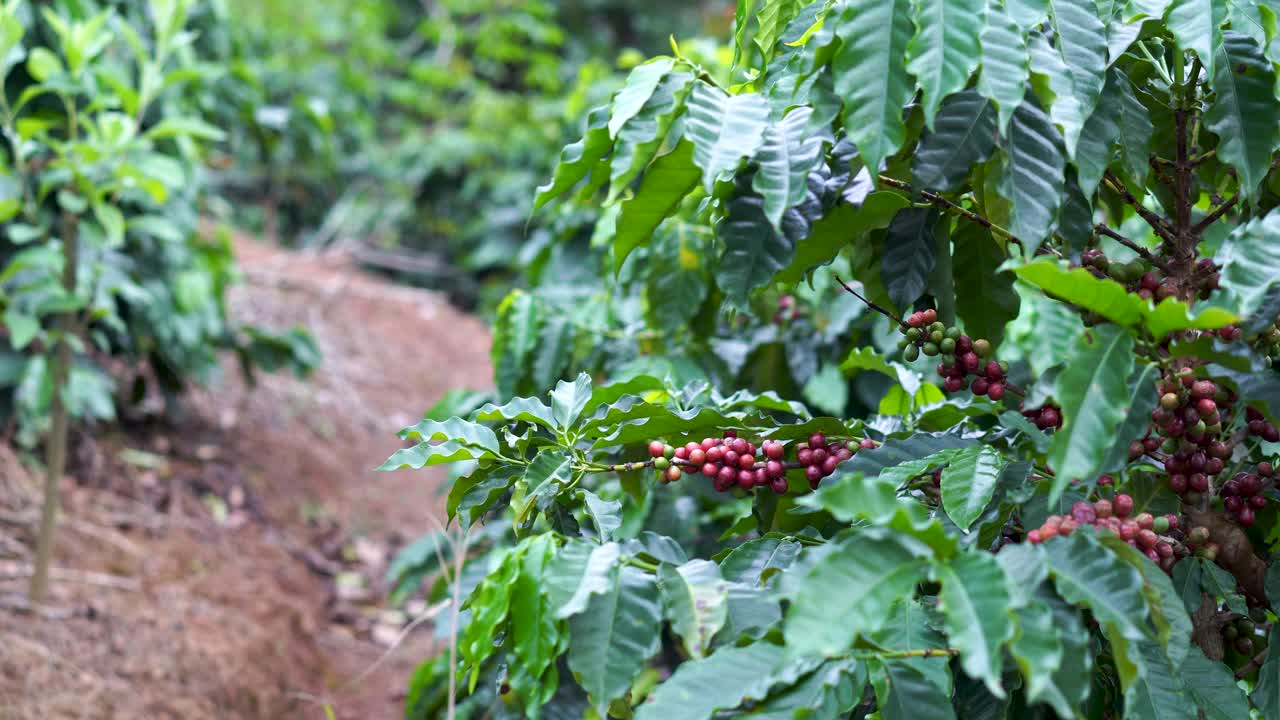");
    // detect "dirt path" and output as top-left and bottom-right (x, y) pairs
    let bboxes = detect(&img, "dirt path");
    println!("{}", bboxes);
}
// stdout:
(0, 234), (492, 719)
